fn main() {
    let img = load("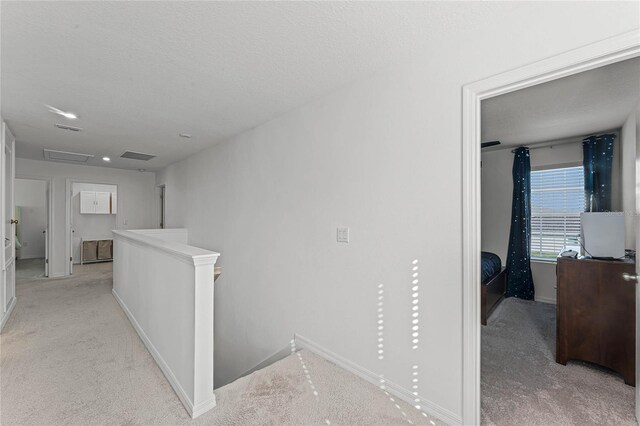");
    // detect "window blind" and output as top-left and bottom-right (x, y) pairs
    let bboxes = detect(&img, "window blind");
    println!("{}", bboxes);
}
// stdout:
(530, 166), (584, 260)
